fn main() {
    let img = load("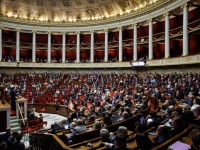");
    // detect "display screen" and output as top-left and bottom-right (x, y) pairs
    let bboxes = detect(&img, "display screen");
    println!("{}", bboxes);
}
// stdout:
(130, 61), (145, 66)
